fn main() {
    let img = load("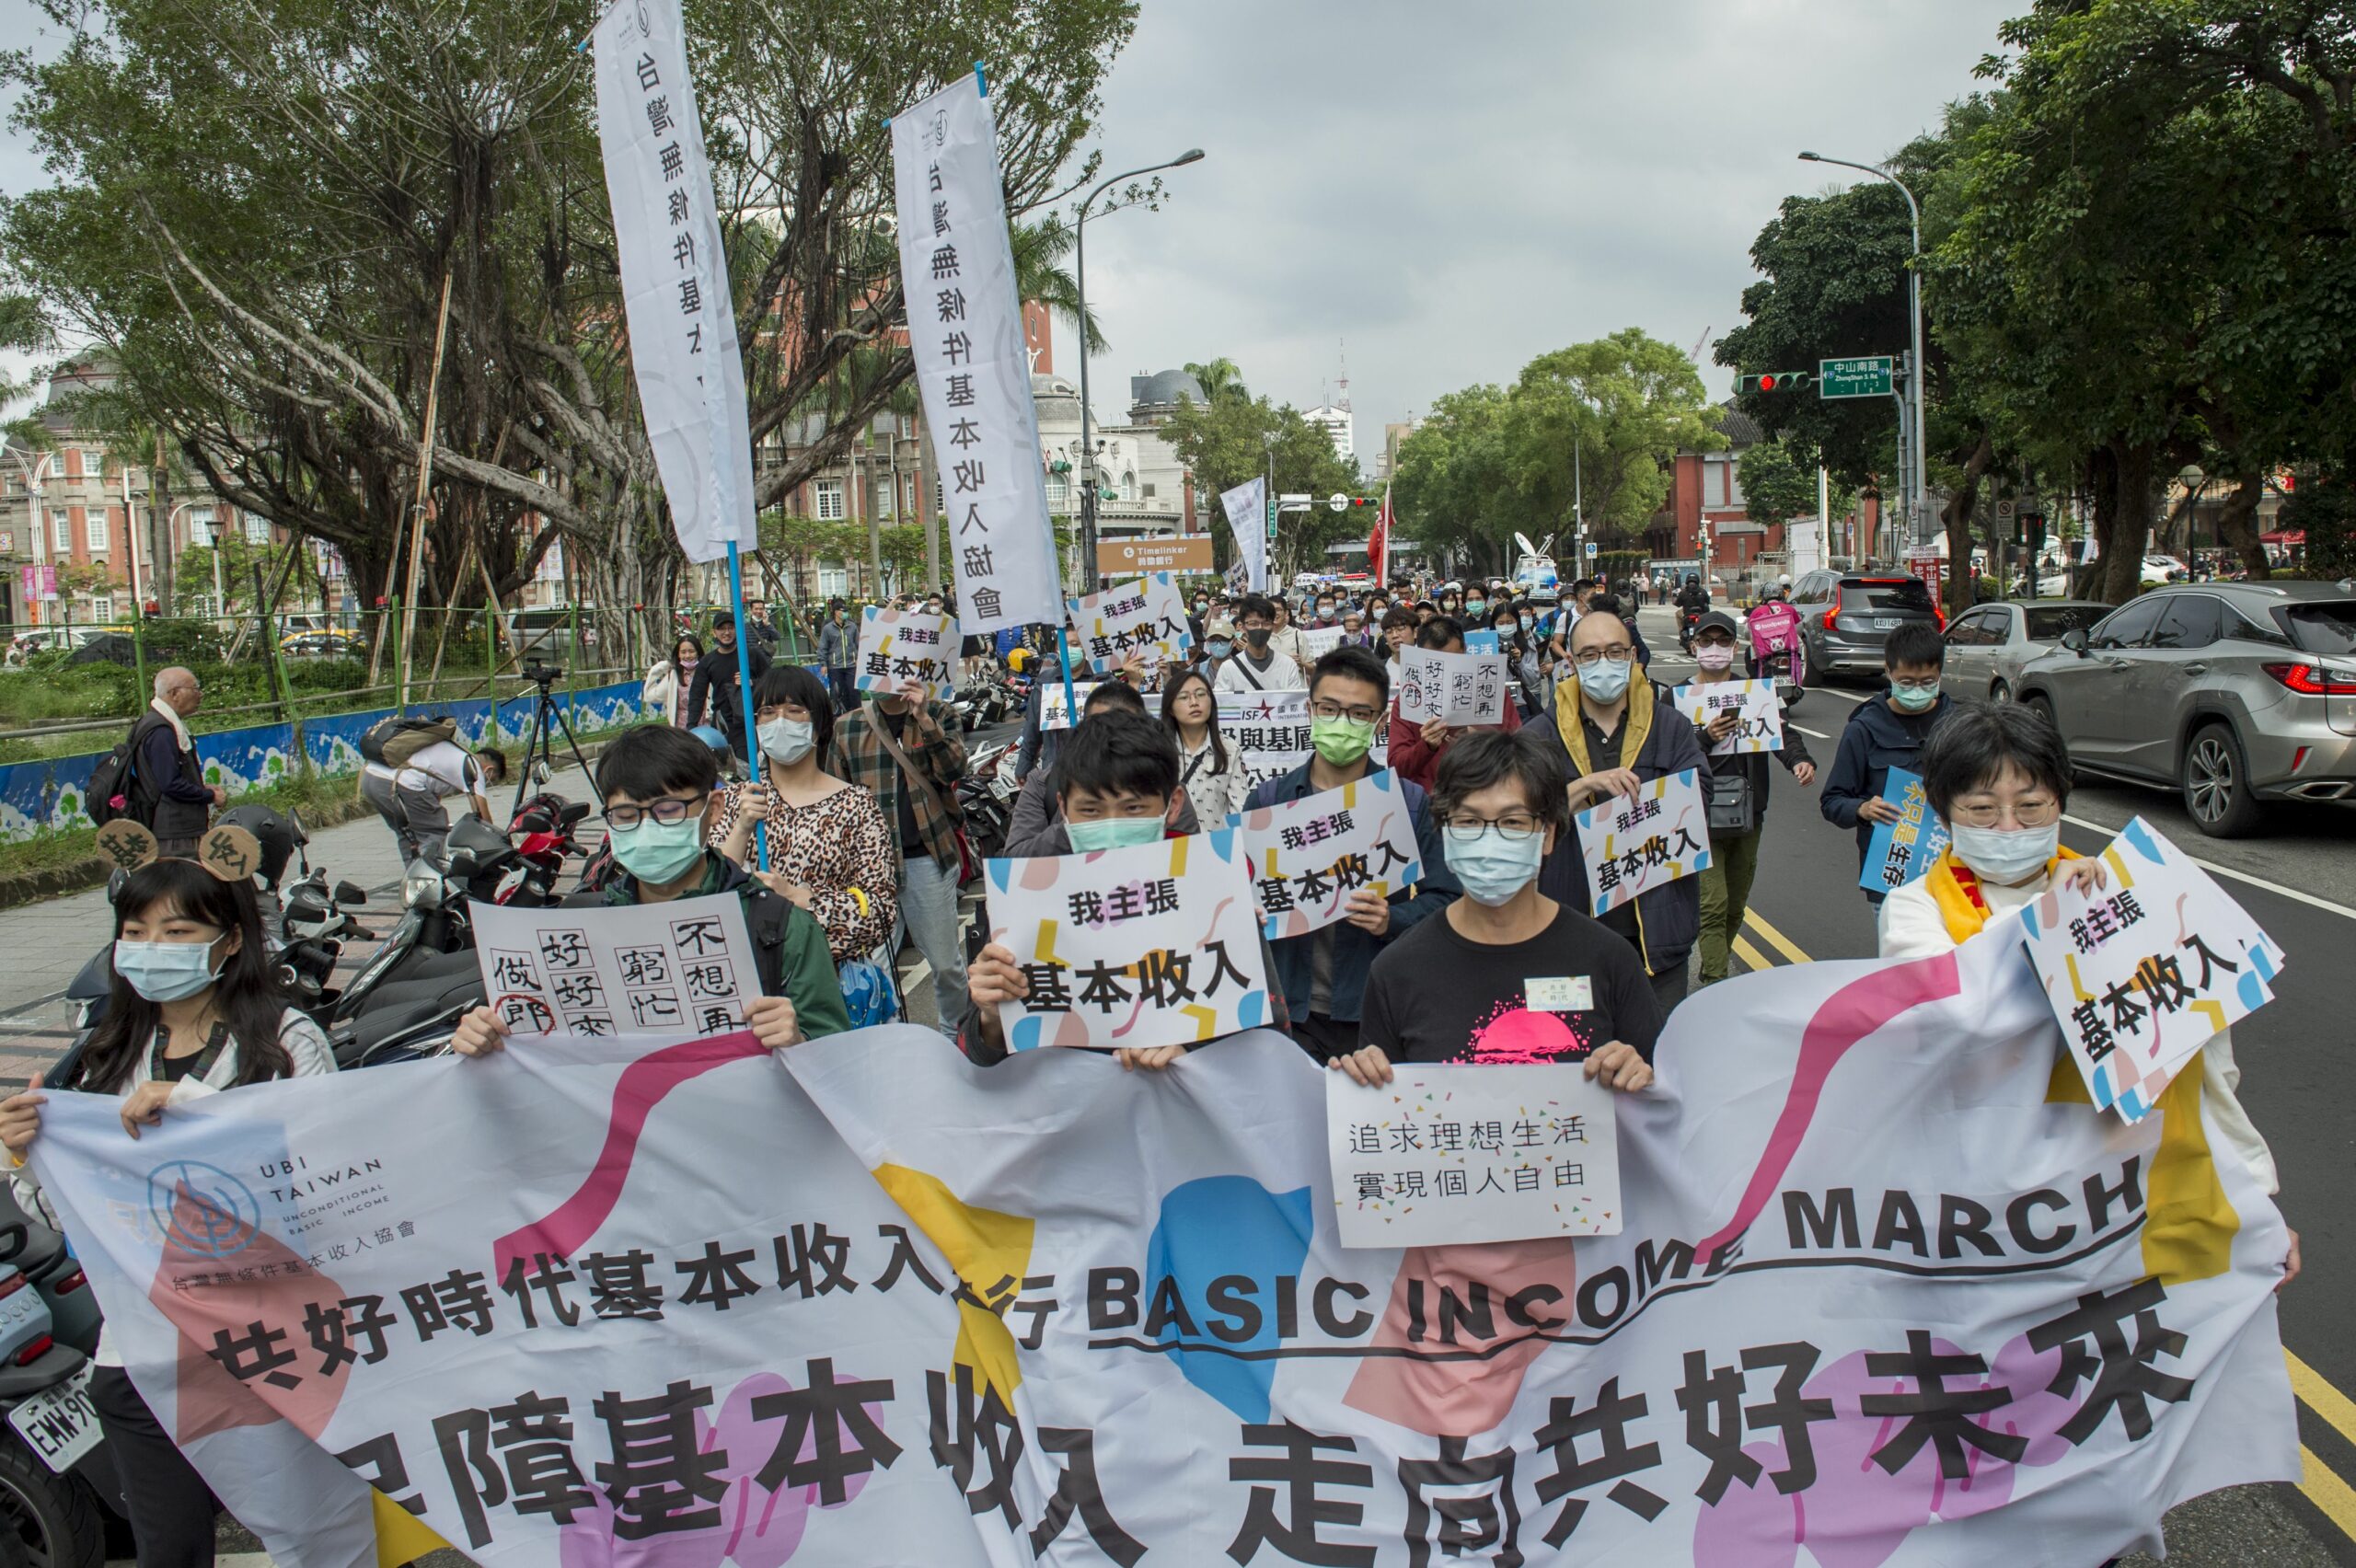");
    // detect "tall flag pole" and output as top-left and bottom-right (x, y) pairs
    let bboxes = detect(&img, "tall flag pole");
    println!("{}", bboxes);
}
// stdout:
(1370, 482), (1393, 588)
(592, 0), (766, 866)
